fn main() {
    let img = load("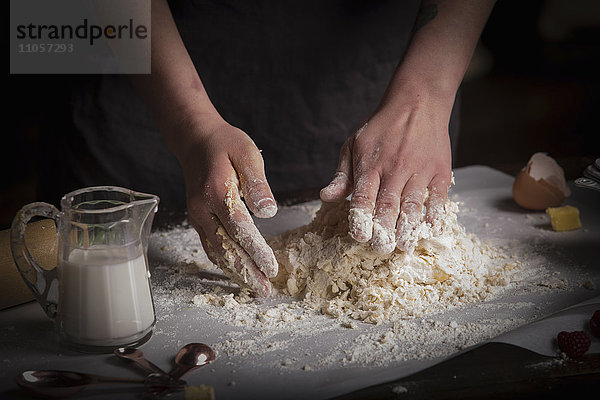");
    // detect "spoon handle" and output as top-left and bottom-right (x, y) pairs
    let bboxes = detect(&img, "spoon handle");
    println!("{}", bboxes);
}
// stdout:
(132, 358), (168, 376)
(92, 373), (184, 389)
(88, 374), (146, 385)
(114, 348), (169, 376)
(142, 365), (194, 399)
(167, 364), (193, 381)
